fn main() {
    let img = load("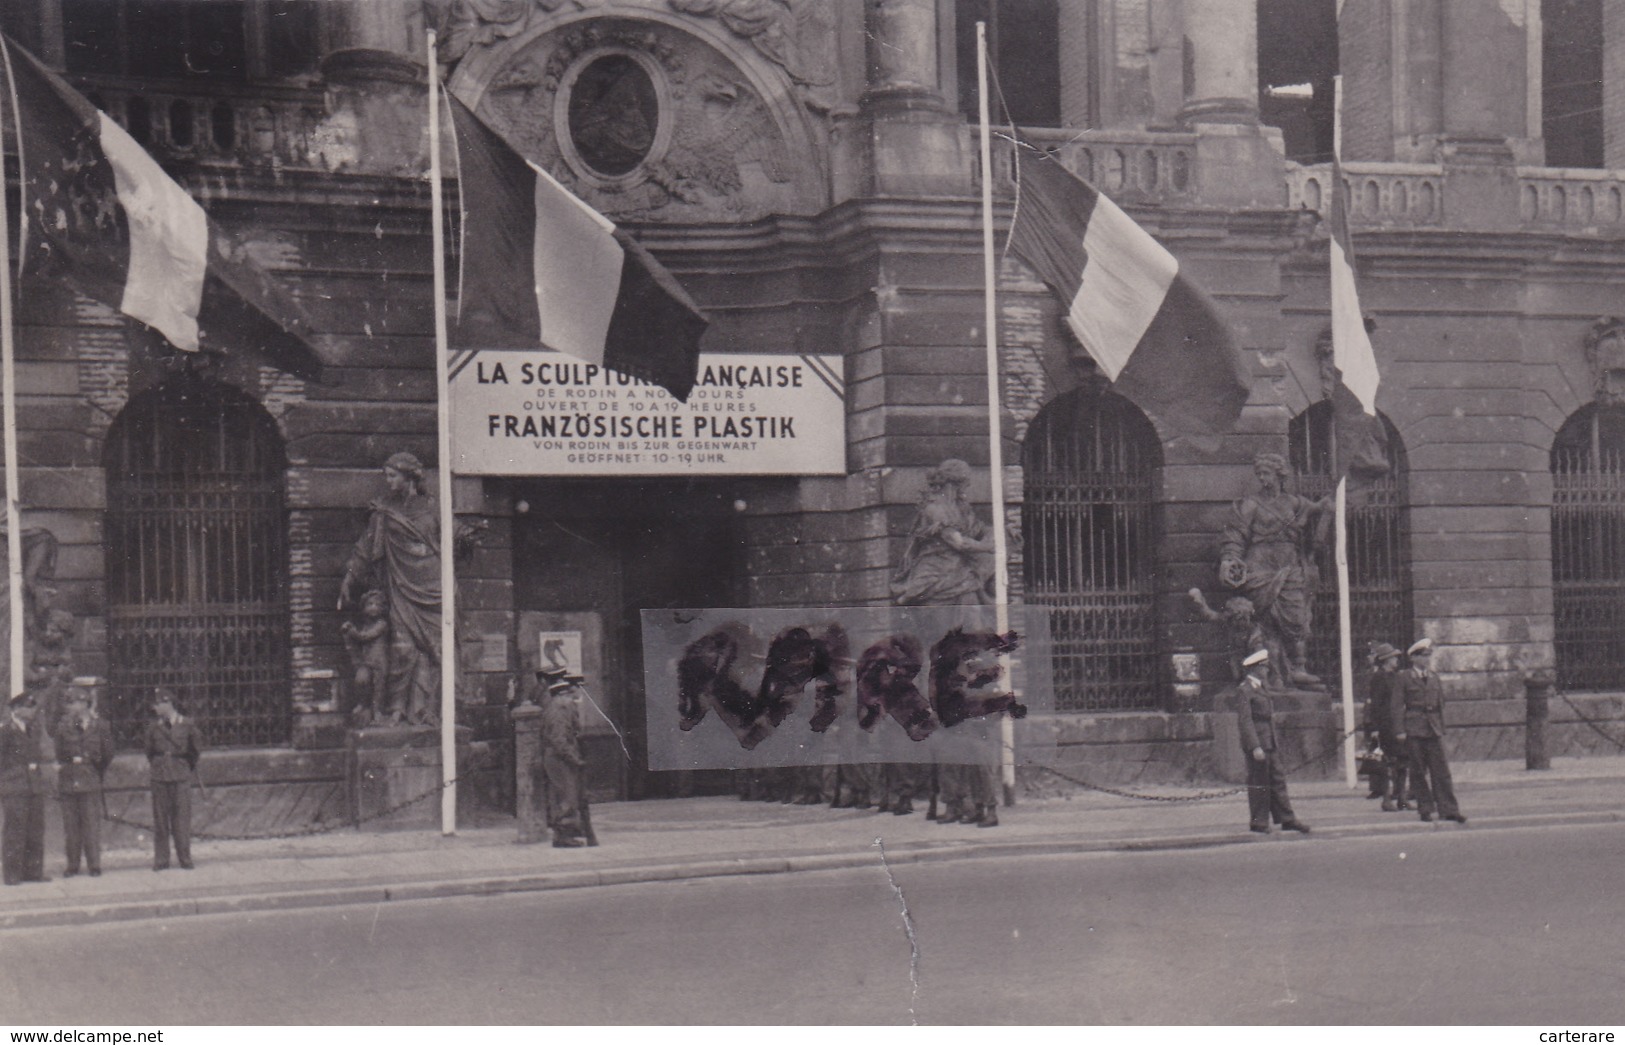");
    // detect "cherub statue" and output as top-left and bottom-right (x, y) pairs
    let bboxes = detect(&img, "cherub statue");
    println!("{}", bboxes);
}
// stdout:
(1189, 589), (1284, 690)
(341, 589), (393, 725)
